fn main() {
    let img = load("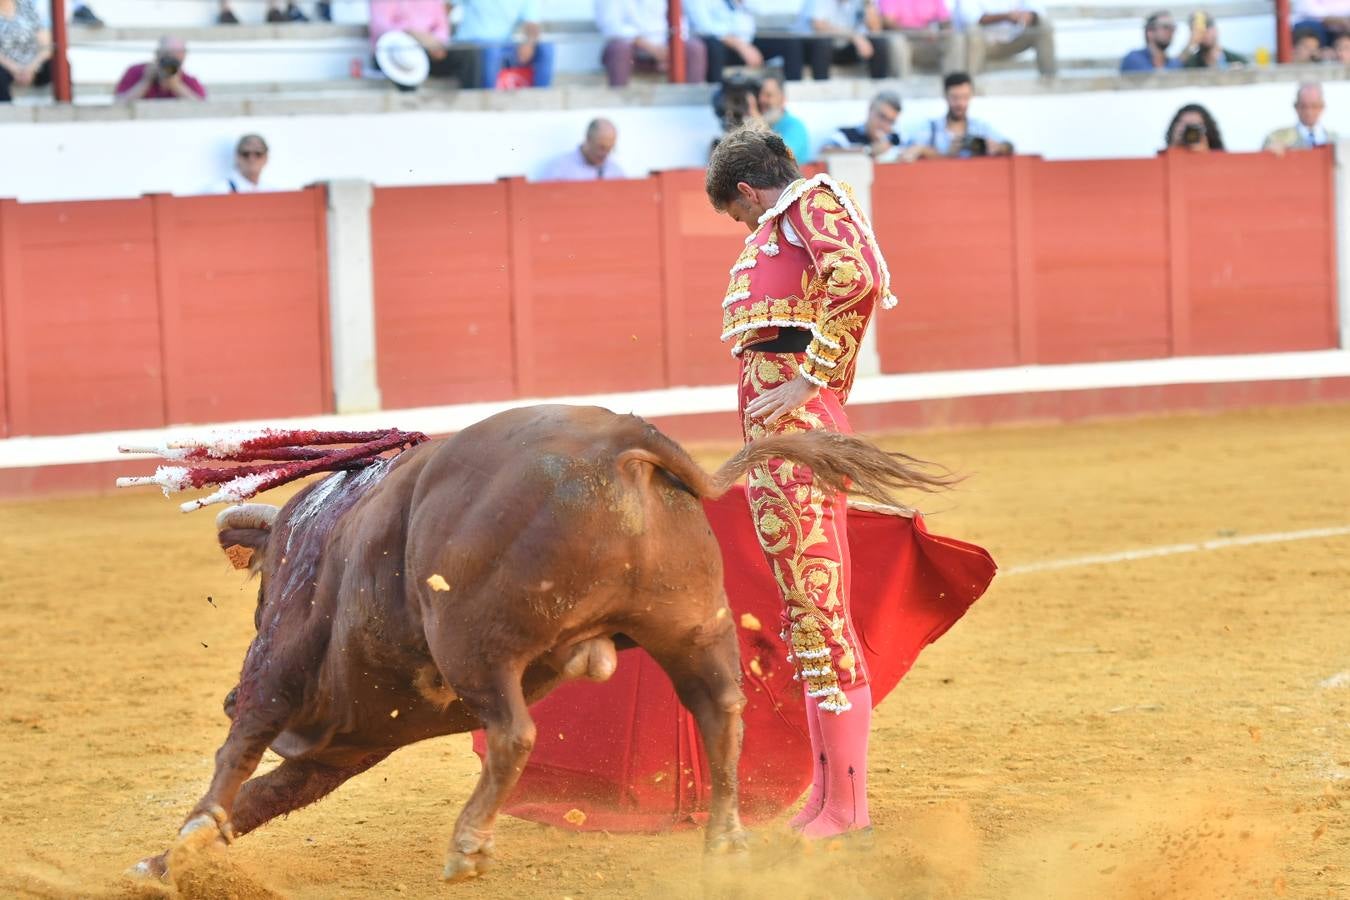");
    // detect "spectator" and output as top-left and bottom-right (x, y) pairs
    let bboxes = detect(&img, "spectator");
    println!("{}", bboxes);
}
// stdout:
(1181, 12), (1246, 68)
(71, 3), (102, 26)
(1331, 31), (1350, 61)
(1120, 10), (1181, 71)
(0, 0), (52, 103)
(114, 36), (206, 102)
(539, 118), (627, 181)
(369, 0), (477, 88)
(759, 72), (813, 162)
(686, 0), (763, 83)
(1290, 24), (1324, 62)
(795, 0), (893, 80)
(216, 0), (331, 23)
(1291, 0), (1350, 48)
(449, 0), (554, 89)
(1263, 82), (1335, 154)
(596, 0), (708, 87)
(265, 1), (332, 22)
(1164, 103), (1224, 152)
(877, 0), (965, 75)
(953, 0), (1056, 77)
(212, 134), (274, 194)
(822, 90), (921, 162)
(907, 71), (1011, 157)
